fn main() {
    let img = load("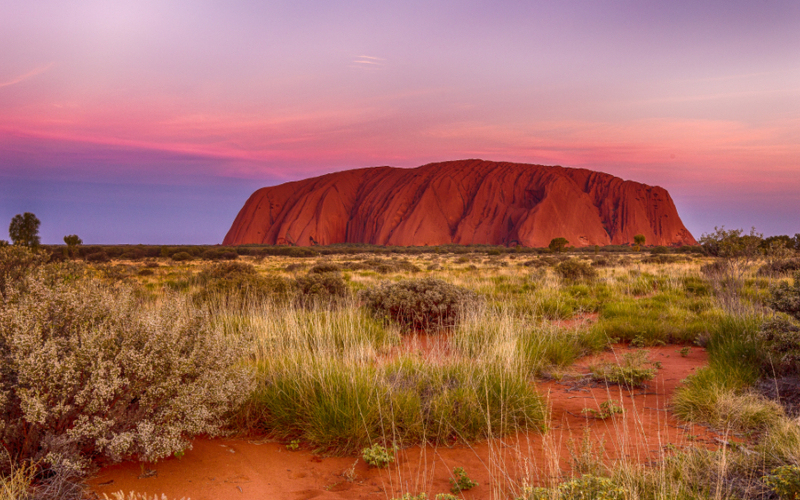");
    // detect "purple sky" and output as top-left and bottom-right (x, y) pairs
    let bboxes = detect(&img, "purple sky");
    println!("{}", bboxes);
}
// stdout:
(1, 0), (799, 244)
